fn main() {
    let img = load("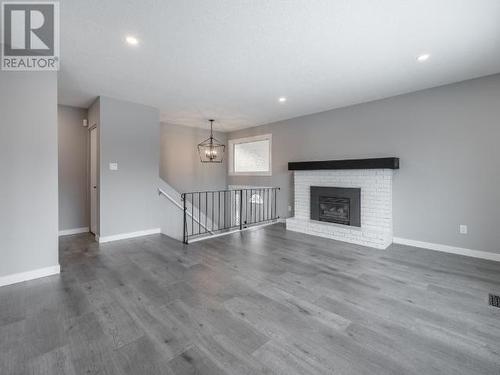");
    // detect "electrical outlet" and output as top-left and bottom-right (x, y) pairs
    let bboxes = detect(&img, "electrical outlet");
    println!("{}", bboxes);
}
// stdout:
(109, 162), (118, 171)
(288, 205), (292, 212)
(459, 224), (468, 235)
